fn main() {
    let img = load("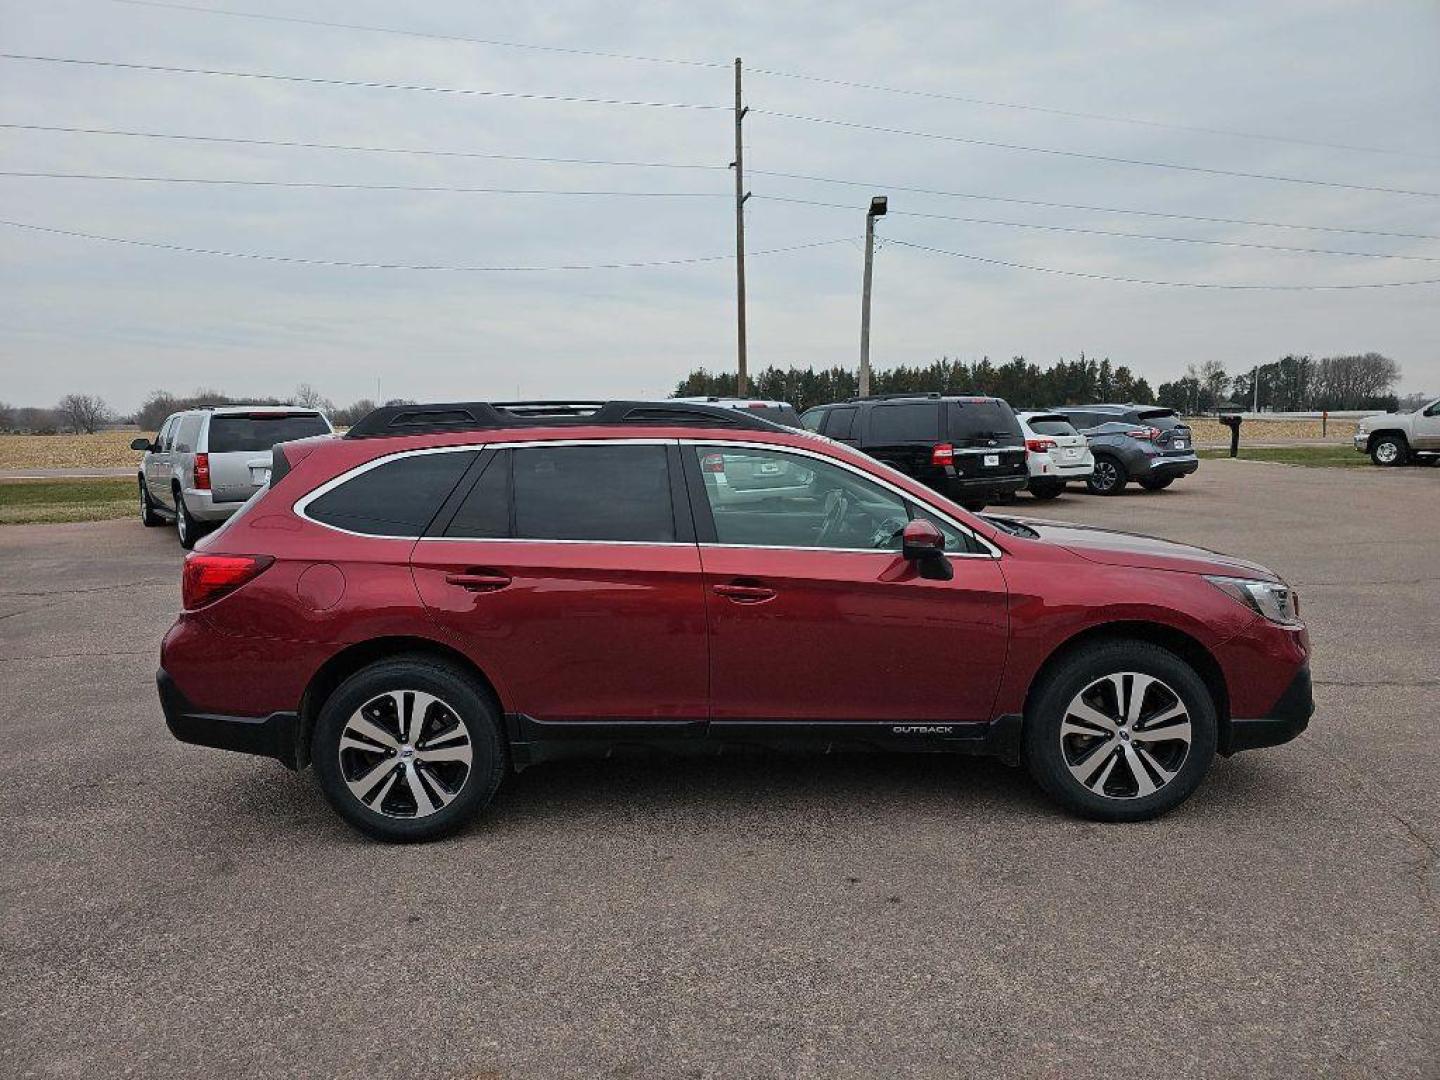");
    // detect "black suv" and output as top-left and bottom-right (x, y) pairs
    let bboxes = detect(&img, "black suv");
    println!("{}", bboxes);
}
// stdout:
(800, 394), (1027, 510)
